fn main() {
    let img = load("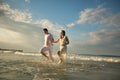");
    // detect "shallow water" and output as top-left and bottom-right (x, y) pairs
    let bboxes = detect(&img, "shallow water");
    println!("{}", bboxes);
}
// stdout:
(0, 52), (120, 80)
